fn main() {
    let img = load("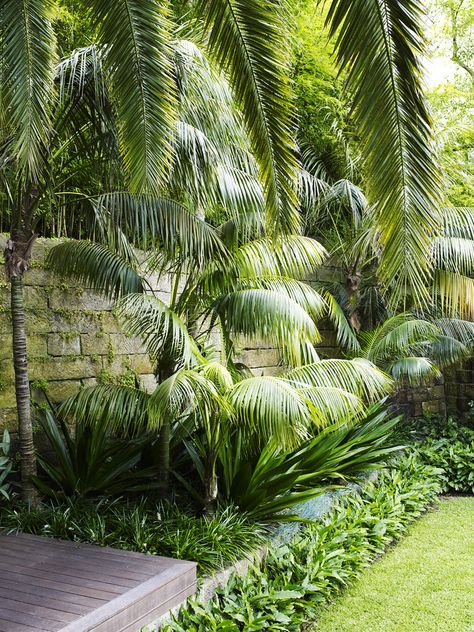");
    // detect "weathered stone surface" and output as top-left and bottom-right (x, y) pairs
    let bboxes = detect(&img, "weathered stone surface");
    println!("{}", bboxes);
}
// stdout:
(0, 408), (16, 430)
(24, 286), (48, 309)
(24, 312), (51, 334)
(47, 334), (81, 356)
(48, 288), (113, 311)
(256, 366), (283, 377)
(140, 374), (157, 393)
(100, 313), (121, 333)
(110, 333), (146, 355)
(238, 348), (279, 368)
(29, 357), (97, 381)
(0, 388), (16, 409)
(50, 310), (103, 334)
(24, 268), (56, 287)
(27, 335), (48, 358)
(0, 336), (12, 361)
(46, 380), (82, 402)
(80, 333), (111, 356)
